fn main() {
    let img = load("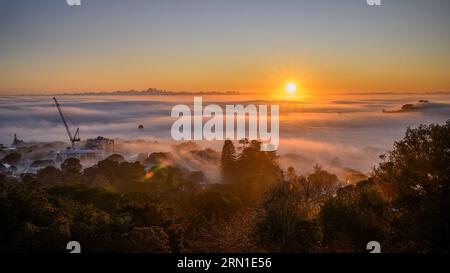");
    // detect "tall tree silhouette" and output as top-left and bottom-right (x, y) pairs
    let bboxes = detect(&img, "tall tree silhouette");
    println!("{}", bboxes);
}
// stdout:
(221, 140), (236, 182)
